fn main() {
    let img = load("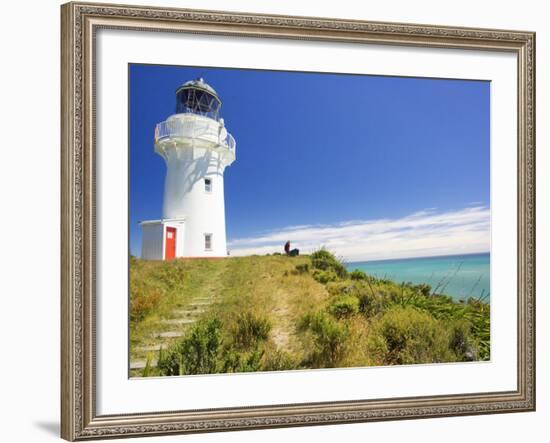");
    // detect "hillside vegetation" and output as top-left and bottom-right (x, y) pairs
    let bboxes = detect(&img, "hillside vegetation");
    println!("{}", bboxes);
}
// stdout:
(130, 251), (490, 377)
